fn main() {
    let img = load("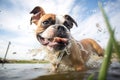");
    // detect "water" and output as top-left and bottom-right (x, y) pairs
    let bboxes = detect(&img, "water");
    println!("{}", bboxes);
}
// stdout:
(0, 64), (49, 80)
(0, 62), (120, 80)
